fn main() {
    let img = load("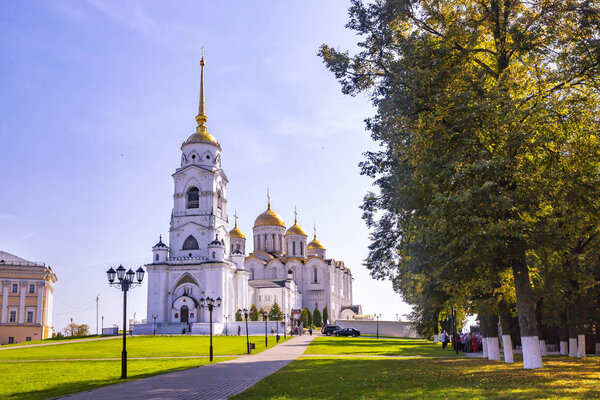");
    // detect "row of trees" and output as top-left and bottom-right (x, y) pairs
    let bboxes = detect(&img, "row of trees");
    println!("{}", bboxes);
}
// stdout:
(234, 304), (331, 328)
(320, 0), (600, 369)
